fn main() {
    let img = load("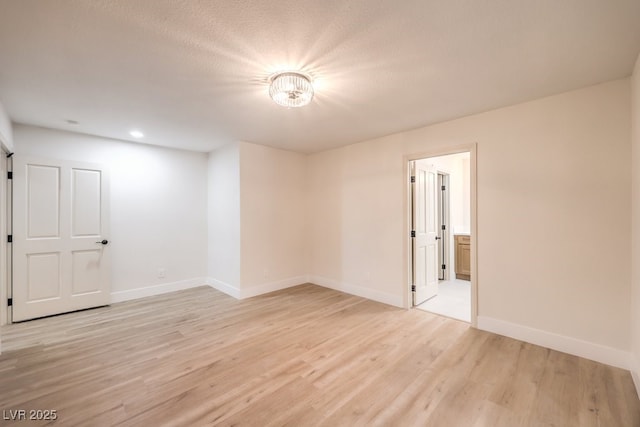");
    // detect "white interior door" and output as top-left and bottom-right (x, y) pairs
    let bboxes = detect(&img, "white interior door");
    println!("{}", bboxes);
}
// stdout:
(12, 157), (110, 322)
(413, 161), (438, 305)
